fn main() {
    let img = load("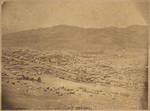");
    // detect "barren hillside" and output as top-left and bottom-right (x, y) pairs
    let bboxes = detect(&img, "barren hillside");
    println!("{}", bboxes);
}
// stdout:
(2, 25), (148, 110)
(2, 25), (148, 51)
